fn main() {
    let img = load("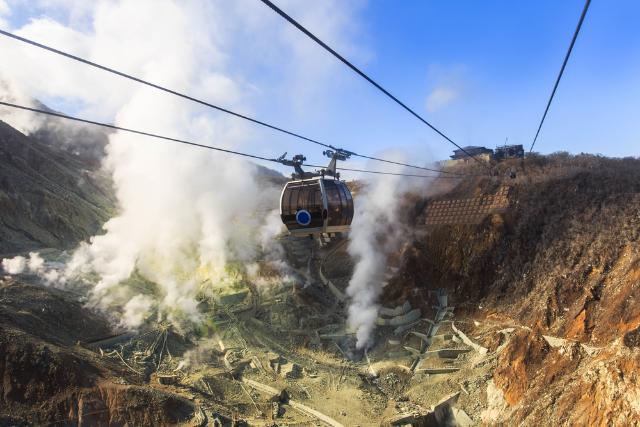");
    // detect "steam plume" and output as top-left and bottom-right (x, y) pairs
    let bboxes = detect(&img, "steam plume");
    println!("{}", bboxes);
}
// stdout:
(346, 152), (429, 348)
(0, 0), (364, 331)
